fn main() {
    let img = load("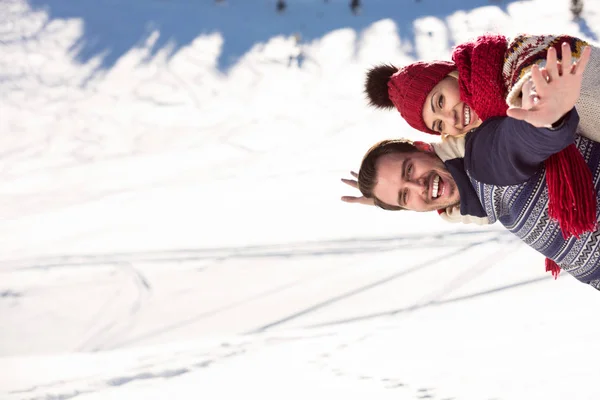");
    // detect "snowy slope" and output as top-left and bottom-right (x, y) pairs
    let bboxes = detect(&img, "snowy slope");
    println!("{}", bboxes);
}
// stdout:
(1, 0), (600, 399)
